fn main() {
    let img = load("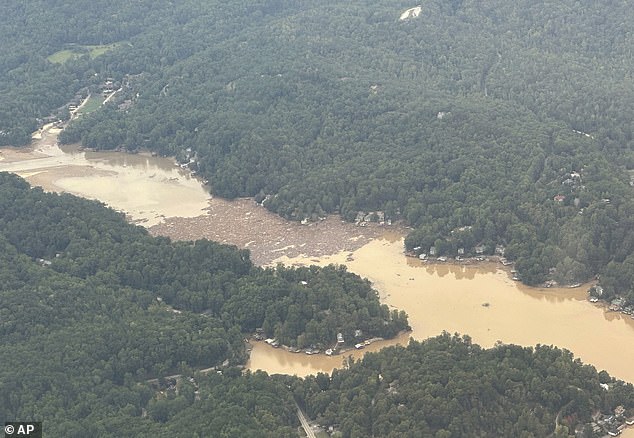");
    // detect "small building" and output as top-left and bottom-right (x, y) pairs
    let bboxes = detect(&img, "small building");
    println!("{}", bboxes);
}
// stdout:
(457, 248), (465, 255)
(36, 258), (52, 267)
(553, 195), (566, 202)
(612, 297), (626, 308)
(337, 333), (345, 344)
(589, 285), (604, 297)
(429, 246), (437, 256)
(354, 329), (363, 338)
(474, 245), (487, 255)
(436, 111), (450, 119)
(265, 338), (279, 348)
